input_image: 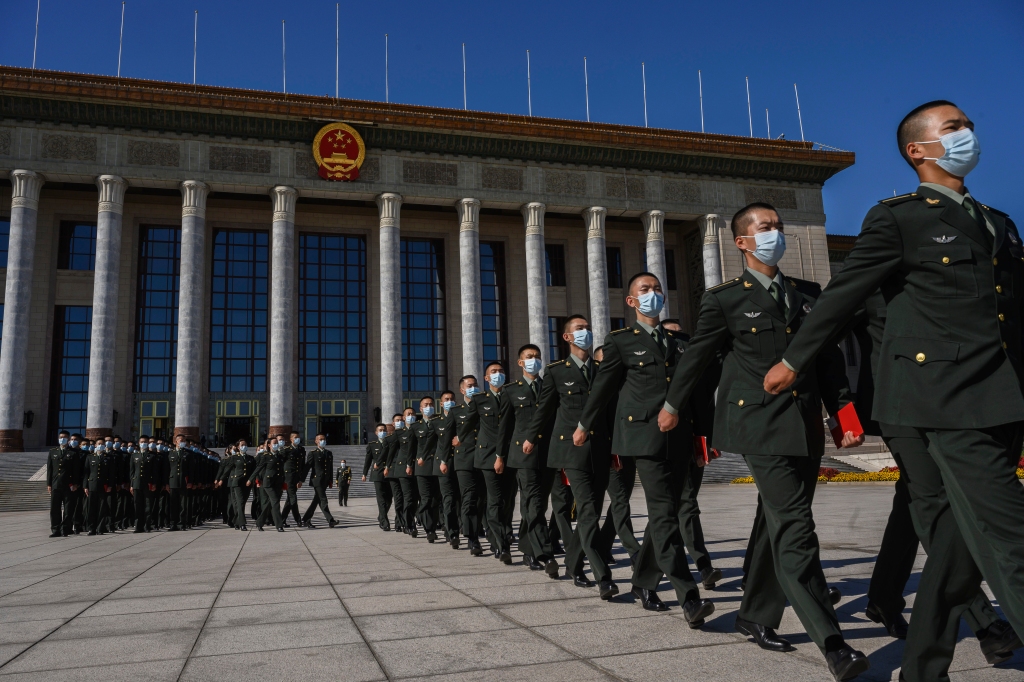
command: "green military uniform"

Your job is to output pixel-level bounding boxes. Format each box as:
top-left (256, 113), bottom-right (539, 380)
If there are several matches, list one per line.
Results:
top-left (336, 462), bottom-right (352, 506)
top-left (227, 450), bottom-right (255, 529)
top-left (432, 408), bottom-right (461, 546)
top-left (129, 447), bottom-right (162, 532)
top-left (364, 437), bottom-right (392, 529)
top-left (786, 182), bottom-right (1024, 681)
top-left (467, 387), bottom-right (515, 557)
top-left (499, 376), bottom-right (556, 567)
top-left (82, 447), bottom-right (114, 534)
top-left (445, 401), bottom-right (483, 550)
top-left (249, 447), bottom-right (286, 531)
top-left (280, 442), bottom-right (306, 526)
top-left (412, 416), bottom-right (440, 540)
top-left (302, 444), bottom-right (336, 527)
top-left (114, 445), bottom-right (132, 529)
top-left (391, 424), bottom-right (419, 534)
top-left (383, 430), bottom-right (406, 531)
top-left (164, 446), bottom-right (190, 530)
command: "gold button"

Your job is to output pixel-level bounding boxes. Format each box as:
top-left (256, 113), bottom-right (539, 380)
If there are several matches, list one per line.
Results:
top-left (589, 431), bottom-right (594, 435)
top-left (1003, 342), bottom-right (1008, 349)
top-left (999, 314), bottom-right (1006, 321)
top-left (666, 377), bottom-right (671, 382)
top-left (997, 285), bottom-right (1004, 293)
top-left (942, 256), bottom-right (950, 264)
top-left (993, 258), bottom-right (999, 265)
top-left (567, 390), bottom-right (571, 394)
top-left (751, 327), bottom-right (757, 333)
top-left (737, 399), bottom-right (745, 406)
top-left (915, 353), bottom-right (926, 363)
top-left (665, 362), bottom-right (670, 367)
top-left (786, 327), bottom-right (792, 333)
top-left (792, 390), bottom-right (798, 397)
top-left (628, 416), bottom-right (633, 422)
top-left (559, 435), bottom-right (564, 440)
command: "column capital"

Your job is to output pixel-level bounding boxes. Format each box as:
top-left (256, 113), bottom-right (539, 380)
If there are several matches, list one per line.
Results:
top-left (376, 192), bottom-right (402, 228)
top-left (270, 185), bottom-right (298, 222)
top-left (581, 206), bottom-right (607, 240)
top-left (521, 202), bottom-right (546, 236)
top-left (180, 180), bottom-right (210, 219)
top-left (640, 209), bottom-right (665, 242)
top-left (455, 198), bottom-right (481, 232)
top-left (96, 175), bottom-right (128, 215)
top-left (9, 169), bottom-right (44, 211)
top-left (700, 213), bottom-right (725, 243)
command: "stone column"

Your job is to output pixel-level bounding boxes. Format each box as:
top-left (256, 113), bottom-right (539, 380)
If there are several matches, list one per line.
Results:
top-left (173, 180), bottom-right (210, 440)
top-left (582, 206), bottom-right (610, 345)
top-left (522, 202), bottom-right (548, 366)
top-left (85, 175), bottom-right (128, 440)
top-left (377, 193), bottom-right (403, 421)
top-left (641, 209), bottom-right (670, 320)
top-left (700, 214), bottom-right (725, 288)
top-left (268, 186), bottom-right (298, 438)
top-left (457, 198), bottom-right (483, 377)
top-left (0, 170), bottom-right (44, 452)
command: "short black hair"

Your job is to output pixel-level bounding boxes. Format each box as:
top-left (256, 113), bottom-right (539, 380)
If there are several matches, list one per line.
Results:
top-left (518, 343), bottom-right (541, 358)
top-left (563, 314), bottom-right (588, 333)
top-left (376, 423), bottom-right (387, 430)
top-left (897, 100), bottom-right (958, 167)
top-left (440, 390), bottom-right (455, 399)
top-left (420, 395), bottom-right (434, 404)
top-left (731, 202), bottom-right (779, 238)
top-left (392, 413), bottom-right (403, 420)
top-left (484, 361), bottom-right (505, 374)
top-left (626, 271), bottom-right (660, 295)
top-left (71, 433), bottom-right (82, 439)
top-left (459, 374), bottom-right (477, 386)
top-left (58, 430), bottom-right (70, 437)
top-left (315, 432), bottom-right (325, 438)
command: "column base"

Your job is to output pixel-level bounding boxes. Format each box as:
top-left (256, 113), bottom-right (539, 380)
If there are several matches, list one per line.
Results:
top-left (173, 426), bottom-right (200, 440)
top-left (0, 429), bottom-right (24, 453)
top-left (269, 425), bottom-right (293, 439)
top-left (86, 428), bottom-right (113, 440)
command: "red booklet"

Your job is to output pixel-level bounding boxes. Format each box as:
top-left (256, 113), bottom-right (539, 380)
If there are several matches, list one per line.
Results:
top-left (560, 469), bottom-right (570, 487)
top-left (692, 436), bottom-right (720, 467)
top-left (826, 403), bottom-right (865, 447)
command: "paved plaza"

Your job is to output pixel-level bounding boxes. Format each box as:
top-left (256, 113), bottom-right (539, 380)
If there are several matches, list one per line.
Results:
top-left (0, 483), bottom-right (1019, 681)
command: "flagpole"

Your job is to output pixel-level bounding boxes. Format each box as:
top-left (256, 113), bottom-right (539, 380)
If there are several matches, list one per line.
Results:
top-left (117, 2), bottom-right (125, 79)
top-left (281, 20), bottom-right (286, 94)
top-left (765, 109), bottom-right (770, 138)
top-left (31, 0), bottom-right (41, 73)
top-left (192, 10), bottom-right (197, 90)
top-left (745, 76), bottom-right (752, 137)
top-left (794, 83), bottom-right (805, 142)
top-left (641, 62), bottom-right (648, 128)
top-left (462, 43), bottom-right (467, 110)
top-left (385, 34), bottom-right (389, 103)
top-left (698, 69), bottom-right (704, 133)
top-left (584, 57), bottom-right (590, 123)
top-left (526, 50), bottom-right (532, 117)
top-left (335, 4), bottom-right (339, 99)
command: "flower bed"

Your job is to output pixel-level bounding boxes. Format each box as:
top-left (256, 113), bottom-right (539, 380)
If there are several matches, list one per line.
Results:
top-left (732, 465), bottom-right (1024, 484)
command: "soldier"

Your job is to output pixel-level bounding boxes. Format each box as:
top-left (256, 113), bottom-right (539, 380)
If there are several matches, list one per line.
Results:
top-left (411, 396), bottom-right (441, 542)
top-left (433, 391), bottom-right (461, 548)
top-left (130, 437), bottom-right (162, 533)
top-left (383, 416), bottom-right (406, 533)
top-left (500, 344), bottom-right (558, 576)
top-left (248, 437), bottom-right (286, 532)
top-left (118, 441), bottom-right (136, 530)
top-left (46, 430), bottom-right (79, 537)
top-left (447, 376), bottom-right (484, 556)
top-left (337, 457), bottom-right (352, 506)
top-left (302, 433), bottom-right (338, 528)
top-left (70, 436), bottom-right (88, 534)
top-left (249, 441), bottom-right (267, 523)
top-left (226, 442), bottom-right (254, 530)
top-left (363, 423), bottom-right (393, 530)
top-left (280, 432), bottom-right (306, 528)
top-left (83, 440), bottom-right (115, 535)
top-left (392, 408), bottom-right (419, 536)
top-left (154, 439), bottom-right (170, 529)
top-left (164, 436), bottom-right (189, 531)
top-left (467, 362), bottom-right (514, 563)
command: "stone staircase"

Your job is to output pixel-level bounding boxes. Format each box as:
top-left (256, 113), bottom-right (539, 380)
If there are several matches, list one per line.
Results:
top-left (0, 451), bottom-right (51, 512)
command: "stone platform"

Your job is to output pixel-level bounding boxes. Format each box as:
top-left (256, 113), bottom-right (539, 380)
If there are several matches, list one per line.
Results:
top-left (0, 484), bottom-right (1018, 681)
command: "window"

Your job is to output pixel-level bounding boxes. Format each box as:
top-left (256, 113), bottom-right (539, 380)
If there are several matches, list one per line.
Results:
top-left (480, 242), bottom-right (508, 366)
top-left (134, 226), bottom-right (181, 393)
top-left (606, 247), bottom-right (623, 289)
top-left (401, 239), bottom-right (446, 393)
top-left (299, 234), bottom-right (367, 392)
top-left (641, 246), bottom-right (678, 290)
top-left (48, 306), bottom-right (92, 440)
top-left (57, 222), bottom-right (97, 270)
top-left (611, 317), bottom-right (627, 331)
top-left (209, 230), bottom-right (269, 393)
top-left (305, 399), bottom-right (361, 445)
top-left (139, 400), bottom-right (170, 440)
top-left (0, 220), bottom-right (9, 268)
top-left (548, 316), bottom-right (569, 363)
top-left (545, 244), bottom-right (566, 286)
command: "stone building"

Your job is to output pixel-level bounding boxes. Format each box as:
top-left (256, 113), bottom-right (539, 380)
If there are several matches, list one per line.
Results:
top-left (0, 66), bottom-right (853, 450)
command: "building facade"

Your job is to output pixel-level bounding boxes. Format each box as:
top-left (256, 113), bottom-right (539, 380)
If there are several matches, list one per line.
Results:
top-left (0, 66), bottom-right (853, 450)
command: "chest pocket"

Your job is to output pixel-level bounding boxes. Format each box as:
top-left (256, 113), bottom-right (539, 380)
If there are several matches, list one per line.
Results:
top-left (917, 244), bottom-right (978, 298)
top-left (739, 317), bottom-right (776, 358)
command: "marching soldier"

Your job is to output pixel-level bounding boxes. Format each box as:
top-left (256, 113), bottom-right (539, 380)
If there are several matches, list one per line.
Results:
top-left (227, 443), bottom-right (255, 531)
top-left (393, 407), bottom-right (419, 536)
top-left (302, 433), bottom-right (338, 528)
top-left (364, 424), bottom-right (392, 530)
top-left (83, 439), bottom-right (115, 535)
top-left (165, 436), bottom-right (190, 531)
top-left (130, 437), bottom-right (162, 533)
top-left (248, 438), bottom-right (286, 532)
top-left (411, 397), bottom-right (441, 542)
top-left (447, 376), bottom-right (484, 555)
top-left (383, 416), bottom-right (406, 533)
top-left (337, 458), bottom-right (352, 506)
top-left (468, 362), bottom-right (514, 563)
top-left (433, 391), bottom-right (461, 548)
top-left (280, 432), bottom-right (306, 527)
top-left (46, 430), bottom-right (79, 537)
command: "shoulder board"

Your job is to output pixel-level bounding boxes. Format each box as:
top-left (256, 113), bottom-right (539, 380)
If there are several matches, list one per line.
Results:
top-left (706, 277), bottom-right (741, 293)
top-left (610, 327), bottom-right (631, 335)
top-left (980, 203), bottom-right (1009, 218)
top-left (545, 360), bottom-right (562, 368)
top-left (879, 192), bottom-right (920, 206)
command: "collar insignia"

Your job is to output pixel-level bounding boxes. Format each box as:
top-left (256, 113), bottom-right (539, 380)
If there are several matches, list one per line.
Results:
top-left (564, 381), bottom-right (575, 386)
top-left (925, 198), bottom-right (941, 205)
top-left (744, 312), bottom-right (761, 318)
top-left (802, 303), bottom-right (813, 314)
top-left (743, 281), bottom-right (753, 288)
top-left (1009, 233), bottom-right (1018, 244)
top-left (932, 235), bottom-right (957, 244)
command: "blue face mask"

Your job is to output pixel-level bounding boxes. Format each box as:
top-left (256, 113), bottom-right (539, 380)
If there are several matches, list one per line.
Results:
top-left (69, 439), bottom-right (78, 448)
top-left (572, 329), bottom-right (593, 350)
top-left (917, 128), bottom-right (981, 178)
top-left (636, 291), bottom-right (664, 317)
top-left (292, 438), bottom-right (300, 446)
top-left (466, 385), bottom-right (482, 397)
top-left (422, 406), bottom-right (434, 418)
top-left (442, 400), bottom-right (455, 411)
top-left (59, 437), bottom-right (67, 446)
top-left (488, 372), bottom-right (505, 388)
top-left (272, 443), bottom-right (280, 451)
top-left (523, 358), bottom-right (542, 375)
top-left (239, 445), bottom-right (247, 453)
top-left (377, 431), bottom-right (386, 440)
top-left (405, 414), bottom-right (416, 425)
top-left (742, 229), bottom-right (787, 267)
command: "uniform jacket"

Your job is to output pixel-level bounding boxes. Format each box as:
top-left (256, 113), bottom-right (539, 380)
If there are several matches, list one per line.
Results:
top-left (249, 450), bottom-right (285, 488)
top-left (497, 378), bottom-right (550, 469)
top-left (447, 402), bottom-right (478, 471)
top-left (336, 464), bottom-right (352, 486)
top-left (383, 432), bottom-right (403, 479)
top-left (784, 186), bottom-right (1024, 429)
top-left (82, 451), bottom-right (114, 491)
top-left (364, 440), bottom-right (386, 482)
top-left (411, 418), bottom-right (438, 475)
top-left (664, 273), bottom-right (851, 457)
top-left (392, 427), bottom-right (416, 478)
top-left (282, 445), bottom-right (307, 486)
top-left (431, 412), bottom-right (456, 475)
top-left (129, 450), bottom-right (162, 488)
top-left (165, 448), bottom-right (190, 488)
top-left (466, 389), bottom-right (506, 469)
top-left (227, 453), bottom-right (256, 488)
top-left (530, 357), bottom-right (611, 471)
top-left (47, 446), bottom-right (80, 489)
top-left (306, 446), bottom-right (334, 488)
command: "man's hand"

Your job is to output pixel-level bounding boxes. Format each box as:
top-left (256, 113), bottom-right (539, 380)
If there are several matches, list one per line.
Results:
top-left (405, 466), bottom-right (412, 476)
top-left (611, 455), bottom-right (623, 472)
top-left (657, 409), bottom-right (679, 433)
top-left (840, 431), bottom-right (865, 449)
top-left (383, 467), bottom-right (388, 477)
top-left (372, 463), bottom-right (378, 469)
top-left (296, 482), bottom-right (302, 489)
top-left (84, 489), bottom-right (89, 497)
top-left (522, 440), bottom-right (534, 454)
top-left (130, 487), bottom-right (135, 495)
top-left (47, 486), bottom-right (52, 494)
top-left (164, 485), bottom-right (169, 492)
top-left (439, 463), bottom-right (448, 475)
top-left (452, 436), bottom-right (460, 447)
top-left (572, 427), bottom-right (588, 446)
top-left (245, 480), bottom-right (251, 487)
top-left (493, 457), bottom-right (505, 474)
top-left (361, 475), bottom-right (367, 482)
top-left (417, 458), bottom-right (424, 466)
top-left (764, 362), bottom-right (798, 395)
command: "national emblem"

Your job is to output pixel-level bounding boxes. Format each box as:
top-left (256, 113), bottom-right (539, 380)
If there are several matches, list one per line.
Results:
top-left (312, 122), bottom-right (366, 181)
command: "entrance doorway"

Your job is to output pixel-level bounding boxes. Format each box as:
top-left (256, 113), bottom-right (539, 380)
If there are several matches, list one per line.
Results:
top-left (221, 417), bottom-right (254, 445)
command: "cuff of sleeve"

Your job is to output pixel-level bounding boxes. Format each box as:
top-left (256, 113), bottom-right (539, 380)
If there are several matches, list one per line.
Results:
top-left (577, 422), bottom-right (586, 431)
top-left (662, 403), bottom-right (678, 416)
top-left (782, 358), bottom-right (798, 372)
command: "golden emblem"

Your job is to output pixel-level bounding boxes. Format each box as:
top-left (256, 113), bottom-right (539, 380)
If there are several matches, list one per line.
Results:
top-left (312, 122), bottom-right (366, 181)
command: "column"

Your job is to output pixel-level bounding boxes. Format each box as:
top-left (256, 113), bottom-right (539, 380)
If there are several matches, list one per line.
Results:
top-left (640, 209), bottom-right (670, 320)
top-left (522, 202), bottom-right (548, 365)
top-left (700, 214), bottom-right (725, 288)
top-left (582, 206), bottom-right (610, 345)
top-left (0, 170), bottom-right (44, 452)
top-left (85, 175), bottom-right (128, 440)
top-left (173, 180), bottom-right (210, 440)
top-left (377, 193), bottom-right (403, 421)
top-left (269, 186), bottom-right (298, 438)
top-left (456, 198), bottom-right (482, 377)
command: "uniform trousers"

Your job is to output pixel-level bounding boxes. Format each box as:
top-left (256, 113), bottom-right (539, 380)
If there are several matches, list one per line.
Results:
top-left (480, 469), bottom-right (513, 553)
top-left (250, 486), bottom-right (262, 522)
top-left (338, 482), bottom-right (350, 506)
top-left (455, 469), bottom-right (482, 544)
top-left (563, 467), bottom-right (612, 582)
top-left (598, 458), bottom-right (642, 559)
top-left (167, 488), bottom-right (186, 530)
top-left (257, 485), bottom-right (284, 530)
top-left (415, 475), bottom-right (439, 533)
top-left (517, 467), bottom-right (555, 561)
top-left (281, 485), bottom-right (302, 525)
top-left (86, 489), bottom-right (111, 532)
top-left (549, 472), bottom-right (574, 554)
top-left (679, 459), bottom-right (712, 573)
top-left (302, 484), bottom-right (336, 524)
top-left (72, 488), bottom-right (86, 531)
top-left (436, 471), bottom-right (460, 537)
top-left (132, 486), bottom-right (156, 531)
top-left (229, 486), bottom-right (249, 527)
top-left (388, 478), bottom-right (404, 529)
top-left (741, 454), bottom-right (840, 653)
top-left (398, 477), bottom-right (418, 531)
top-left (372, 480), bottom-right (393, 527)
top-left (49, 488), bottom-right (75, 534)
top-left (885, 425), bottom-right (1021, 682)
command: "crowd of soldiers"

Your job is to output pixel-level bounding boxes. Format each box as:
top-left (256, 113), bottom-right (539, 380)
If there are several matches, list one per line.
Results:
top-left (41, 100), bottom-right (1024, 682)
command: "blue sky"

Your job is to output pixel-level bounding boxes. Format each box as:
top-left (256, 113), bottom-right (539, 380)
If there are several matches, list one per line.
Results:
top-left (3, 0), bottom-right (1021, 234)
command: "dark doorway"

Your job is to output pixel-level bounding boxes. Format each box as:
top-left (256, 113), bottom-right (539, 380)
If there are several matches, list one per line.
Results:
top-left (319, 416), bottom-right (351, 446)
top-left (222, 417), bottom-right (254, 445)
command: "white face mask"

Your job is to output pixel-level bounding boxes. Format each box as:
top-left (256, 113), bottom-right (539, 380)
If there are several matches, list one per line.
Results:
top-left (405, 415), bottom-right (415, 425)
top-left (316, 440), bottom-right (325, 448)
top-left (239, 445), bottom-right (247, 453)
top-left (915, 128), bottom-right (981, 178)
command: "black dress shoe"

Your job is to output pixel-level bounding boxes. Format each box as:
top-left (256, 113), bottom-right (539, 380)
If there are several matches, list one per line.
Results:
top-left (865, 602), bottom-right (908, 640)
top-left (411, 527), bottom-right (419, 538)
top-left (681, 598), bottom-right (716, 628)
top-left (87, 530), bottom-right (97, 536)
top-left (49, 532), bottom-right (62, 538)
top-left (277, 527), bottom-right (285, 532)
top-left (979, 619), bottom-right (1023, 665)
top-left (240, 525), bottom-right (248, 531)
top-left (499, 551), bottom-right (512, 565)
top-left (573, 573), bottom-right (595, 588)
top-left (427, 532), bottom-right (437, 543)
top-left (631, 586), bottom-right (670, 611)
top-left (257, 526), bottom-right (264, 532)
top-left (469, 544), bottom-right (483, 557)
top-left (544, 559), bottom-right (560, 579)
top-left (599, 580), bottom-right (619, 600)
top-left (700, 566), bottom-right (723, 590)
top-left (524, 555), bottom-right (543, 570)
top-left (329, 519), bottom-right (338, 528)
top-left (826, 646), bottom-right (870, 681)
top-left (735, 616), bottom-right (793, 651)
top-left (829, 586), bottom-right (842, 606)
